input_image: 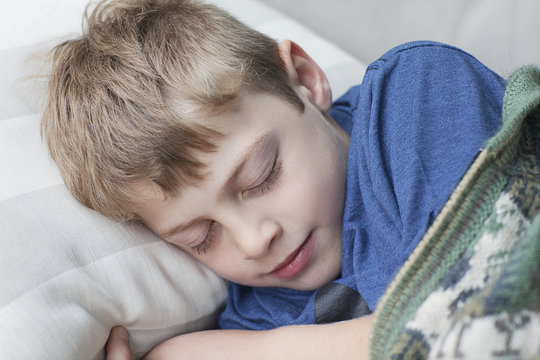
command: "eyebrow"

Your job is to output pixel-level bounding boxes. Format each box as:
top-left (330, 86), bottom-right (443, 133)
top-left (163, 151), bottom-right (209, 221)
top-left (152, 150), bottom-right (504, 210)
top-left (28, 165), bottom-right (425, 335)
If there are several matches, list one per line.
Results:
top-left (159, 131), bottom-right (273, 240)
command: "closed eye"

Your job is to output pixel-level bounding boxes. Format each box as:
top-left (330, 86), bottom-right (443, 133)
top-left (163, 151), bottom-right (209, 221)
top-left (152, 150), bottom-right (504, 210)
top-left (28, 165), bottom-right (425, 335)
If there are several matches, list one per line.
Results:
top-left (242, 156), bottom-right (281, 198)
top-left (192, 221), bottom-right (218, 255)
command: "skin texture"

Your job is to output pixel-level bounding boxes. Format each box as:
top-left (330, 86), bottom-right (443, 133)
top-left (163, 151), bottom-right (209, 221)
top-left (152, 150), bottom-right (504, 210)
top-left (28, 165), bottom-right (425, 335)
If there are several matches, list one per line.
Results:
top-left (105, 40), bottom-right (373, 360)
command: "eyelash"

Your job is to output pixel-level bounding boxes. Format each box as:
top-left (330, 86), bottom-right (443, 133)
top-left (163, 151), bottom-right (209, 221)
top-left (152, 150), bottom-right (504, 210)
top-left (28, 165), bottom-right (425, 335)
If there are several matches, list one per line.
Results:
top-left (192, 158), bottom-right (282, 255)
top-left (242, 159), bottom-right (281, 198)
top-left (193, 221), bottom-right (217, 255)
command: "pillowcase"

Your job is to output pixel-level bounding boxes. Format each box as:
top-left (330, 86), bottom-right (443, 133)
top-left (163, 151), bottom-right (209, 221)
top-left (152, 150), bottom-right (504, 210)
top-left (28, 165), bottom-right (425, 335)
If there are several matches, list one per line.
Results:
top-left (0, 0), bottom-right (366, 359)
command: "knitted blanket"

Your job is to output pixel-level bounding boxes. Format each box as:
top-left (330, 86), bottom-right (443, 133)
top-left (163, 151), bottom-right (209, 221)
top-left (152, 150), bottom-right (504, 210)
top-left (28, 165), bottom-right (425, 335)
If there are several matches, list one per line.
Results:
top-left (370, 66), bottom-right (540, 360)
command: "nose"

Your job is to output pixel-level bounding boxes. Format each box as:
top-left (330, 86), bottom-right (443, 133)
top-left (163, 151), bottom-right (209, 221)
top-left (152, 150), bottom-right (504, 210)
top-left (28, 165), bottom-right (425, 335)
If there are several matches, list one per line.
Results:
top-left (231, 215), bottom-right (282, 260)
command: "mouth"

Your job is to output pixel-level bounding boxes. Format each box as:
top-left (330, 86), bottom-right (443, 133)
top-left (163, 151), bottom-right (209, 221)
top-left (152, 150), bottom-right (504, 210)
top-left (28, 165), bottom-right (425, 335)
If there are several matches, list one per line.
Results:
top-left (270, 231), bottom-right (315, 280)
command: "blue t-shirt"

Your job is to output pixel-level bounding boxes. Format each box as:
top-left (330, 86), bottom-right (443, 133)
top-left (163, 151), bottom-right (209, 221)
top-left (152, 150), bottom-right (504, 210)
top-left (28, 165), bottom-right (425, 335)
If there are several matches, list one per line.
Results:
top-left (219, 41), bottom-right (506, 330)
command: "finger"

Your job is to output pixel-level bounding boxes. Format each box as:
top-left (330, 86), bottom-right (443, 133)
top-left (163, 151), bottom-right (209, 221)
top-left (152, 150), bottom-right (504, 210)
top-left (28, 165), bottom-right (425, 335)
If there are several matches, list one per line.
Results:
top-left (106, 326), bottom-right (131, 360)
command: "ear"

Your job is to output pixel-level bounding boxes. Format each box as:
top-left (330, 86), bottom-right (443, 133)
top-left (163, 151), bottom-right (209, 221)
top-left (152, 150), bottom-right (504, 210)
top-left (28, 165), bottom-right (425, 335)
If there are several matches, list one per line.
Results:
top-left (279, 40), bottom-right (332, 113)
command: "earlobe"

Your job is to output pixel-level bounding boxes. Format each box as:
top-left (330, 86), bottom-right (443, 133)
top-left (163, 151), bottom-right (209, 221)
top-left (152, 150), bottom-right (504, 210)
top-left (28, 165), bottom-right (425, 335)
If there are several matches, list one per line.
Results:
top-left (279, 40), bottom-right (332, 113)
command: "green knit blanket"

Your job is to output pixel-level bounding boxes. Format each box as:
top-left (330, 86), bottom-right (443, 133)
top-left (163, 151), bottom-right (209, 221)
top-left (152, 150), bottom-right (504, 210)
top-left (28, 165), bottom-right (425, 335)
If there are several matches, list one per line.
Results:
top-left (370, 66), bottom-right (540, 360)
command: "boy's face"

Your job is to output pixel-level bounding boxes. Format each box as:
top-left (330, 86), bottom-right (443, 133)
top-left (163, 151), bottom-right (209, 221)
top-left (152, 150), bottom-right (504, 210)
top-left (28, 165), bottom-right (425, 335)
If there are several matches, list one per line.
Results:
top-left (135, 89), bottom-right (349, 291)
top-left (134, 41), bottom-right (350, 291)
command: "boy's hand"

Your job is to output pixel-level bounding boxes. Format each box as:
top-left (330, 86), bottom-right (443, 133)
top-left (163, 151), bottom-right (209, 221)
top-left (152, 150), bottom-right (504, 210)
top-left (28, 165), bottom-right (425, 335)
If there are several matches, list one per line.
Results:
top-left (105, 326), bottom-right (131, 360)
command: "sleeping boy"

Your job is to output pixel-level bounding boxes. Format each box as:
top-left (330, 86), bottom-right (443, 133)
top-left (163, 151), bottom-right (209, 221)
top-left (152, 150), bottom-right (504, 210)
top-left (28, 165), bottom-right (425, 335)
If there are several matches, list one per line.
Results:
top-left (41, 0), bottom-right (506, 358)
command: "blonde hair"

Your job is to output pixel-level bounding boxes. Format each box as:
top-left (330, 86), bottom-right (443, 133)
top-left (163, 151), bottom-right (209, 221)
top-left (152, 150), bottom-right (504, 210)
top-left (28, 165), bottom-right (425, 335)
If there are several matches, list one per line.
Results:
top-left (42, 0), bottom-right (303, 221)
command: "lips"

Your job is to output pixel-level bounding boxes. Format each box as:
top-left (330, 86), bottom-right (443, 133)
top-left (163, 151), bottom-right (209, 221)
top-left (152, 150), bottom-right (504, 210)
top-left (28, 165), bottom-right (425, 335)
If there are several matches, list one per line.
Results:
top-left (270, 232), bottom-right (315, 280)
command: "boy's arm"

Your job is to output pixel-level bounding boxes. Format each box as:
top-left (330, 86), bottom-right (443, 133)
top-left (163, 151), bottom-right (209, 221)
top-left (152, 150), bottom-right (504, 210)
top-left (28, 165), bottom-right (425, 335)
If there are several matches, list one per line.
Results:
top-left (106, 315), bottom-right (373, 360)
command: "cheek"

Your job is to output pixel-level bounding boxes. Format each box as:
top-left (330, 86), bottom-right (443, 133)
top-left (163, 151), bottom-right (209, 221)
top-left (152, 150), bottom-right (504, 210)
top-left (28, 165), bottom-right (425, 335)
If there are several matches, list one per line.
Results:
top-left (191, 246), bottom-right (255, 285)
top-left (310, 172), bottom-right (345, 221)
top-left (284, 153), bottom-right (346, 222)
top-left (192, 251), bottom-right (229, 277)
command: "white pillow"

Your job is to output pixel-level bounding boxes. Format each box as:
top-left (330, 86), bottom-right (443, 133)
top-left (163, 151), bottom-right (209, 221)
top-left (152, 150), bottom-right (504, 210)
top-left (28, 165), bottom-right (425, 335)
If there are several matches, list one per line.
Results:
top-left (0, 1), bottom-right (366, 359)
top-left (0, 114), bottom-right (229, 360)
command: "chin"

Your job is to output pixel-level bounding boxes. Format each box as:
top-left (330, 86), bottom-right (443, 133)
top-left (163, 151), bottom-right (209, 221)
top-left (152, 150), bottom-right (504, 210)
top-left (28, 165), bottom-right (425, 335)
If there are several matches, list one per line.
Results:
top-left (292, 270), bottom-right (340, 291)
